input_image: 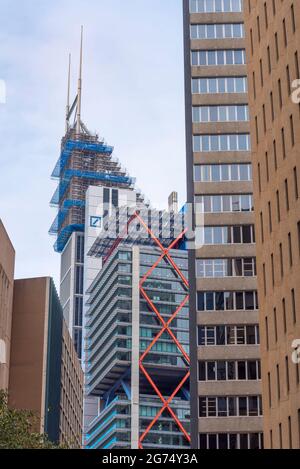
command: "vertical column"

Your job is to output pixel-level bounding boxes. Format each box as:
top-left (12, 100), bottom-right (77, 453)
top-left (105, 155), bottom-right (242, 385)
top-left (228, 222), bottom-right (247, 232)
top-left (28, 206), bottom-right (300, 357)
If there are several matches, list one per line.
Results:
top-left (131, 246), bottom-right (140, 449)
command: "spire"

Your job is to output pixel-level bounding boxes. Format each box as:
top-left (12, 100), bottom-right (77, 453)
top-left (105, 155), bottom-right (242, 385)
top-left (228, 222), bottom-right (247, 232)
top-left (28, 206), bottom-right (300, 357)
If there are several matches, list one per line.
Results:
top-left (65, 53), bottom-right (71, 133)
top-left (76, 26), bottom-right (83, 134)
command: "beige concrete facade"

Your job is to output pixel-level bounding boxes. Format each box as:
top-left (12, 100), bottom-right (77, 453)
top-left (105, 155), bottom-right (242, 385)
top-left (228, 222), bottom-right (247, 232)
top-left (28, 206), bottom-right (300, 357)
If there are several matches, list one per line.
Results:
top-left (183, 0), bottom-right (263, 448)
top-left (244, 0), bottom-right (300, 449)
top-left (0, 220), bottom-right (15, 391)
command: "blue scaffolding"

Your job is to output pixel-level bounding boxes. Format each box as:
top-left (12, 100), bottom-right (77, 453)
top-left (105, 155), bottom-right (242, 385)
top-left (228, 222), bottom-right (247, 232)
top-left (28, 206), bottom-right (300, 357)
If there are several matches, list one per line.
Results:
top-left (51, 139), bottom-right (114, 179)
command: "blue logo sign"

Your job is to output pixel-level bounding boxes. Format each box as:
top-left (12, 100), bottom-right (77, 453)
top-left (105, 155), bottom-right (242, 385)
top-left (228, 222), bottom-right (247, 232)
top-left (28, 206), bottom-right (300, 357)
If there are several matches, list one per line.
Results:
top-left (90, 216), bottom-right (102, 228)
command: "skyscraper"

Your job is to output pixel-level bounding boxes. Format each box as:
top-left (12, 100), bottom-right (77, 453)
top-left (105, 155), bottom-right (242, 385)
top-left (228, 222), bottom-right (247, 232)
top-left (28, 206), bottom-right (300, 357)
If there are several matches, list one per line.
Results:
top-left (244, 0), bottom-right (300, 449)
top-left (49, 30), bottom-right (146, 359)
top-left (84, 207), bottom-right (190, 449)
top-left (183, 0), bottom-right (263, 449)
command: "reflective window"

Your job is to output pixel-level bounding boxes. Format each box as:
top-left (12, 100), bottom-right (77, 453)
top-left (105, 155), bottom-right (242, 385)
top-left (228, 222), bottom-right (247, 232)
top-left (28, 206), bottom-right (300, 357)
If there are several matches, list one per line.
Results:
top-left (191, 23), bottom-right (244, 39)
top-left (200, 225), bottom-right (255, 245)
top-left (197, 291), bottom-right (259, 311)
top-left (193, 105), bottom-right (249, 122)
top-left (194, 164), bottom-right (252, 181)
top-left (199, 396), bottom-right (262, 417)
top-left (198, 325), bottom-right (260, 346)
top-left (195, 194), bottom-right (253, 213)
top-left (190, 0), bottom-right (243, 13)
top-left (191, 49), bottom-right (246, 66)
top-left (193, 134), bottom-right (251, 152)
top-left (199, 432), bottom-right (263, 450)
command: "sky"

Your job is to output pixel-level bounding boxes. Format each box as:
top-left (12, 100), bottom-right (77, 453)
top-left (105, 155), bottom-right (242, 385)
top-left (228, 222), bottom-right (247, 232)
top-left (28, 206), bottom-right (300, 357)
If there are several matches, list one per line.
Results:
top-left (0, 0), bottom-right (186, 286)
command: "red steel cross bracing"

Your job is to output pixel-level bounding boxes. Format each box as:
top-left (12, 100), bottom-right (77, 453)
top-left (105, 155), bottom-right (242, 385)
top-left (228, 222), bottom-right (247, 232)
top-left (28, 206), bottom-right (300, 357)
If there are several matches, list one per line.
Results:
top-left (134, 212), bottom-right (191, 449)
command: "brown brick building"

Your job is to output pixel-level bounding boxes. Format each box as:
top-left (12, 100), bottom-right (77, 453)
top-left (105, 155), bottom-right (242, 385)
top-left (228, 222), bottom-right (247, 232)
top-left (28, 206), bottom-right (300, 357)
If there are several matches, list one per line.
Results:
top-left (9, 277), bottom-right (83, 447)
top-left (0, 220), bottom-right (15, 391)
top-left (244, 0), bottom-right (300, 449)
top-left (183, 0), bottom-right (263, 449)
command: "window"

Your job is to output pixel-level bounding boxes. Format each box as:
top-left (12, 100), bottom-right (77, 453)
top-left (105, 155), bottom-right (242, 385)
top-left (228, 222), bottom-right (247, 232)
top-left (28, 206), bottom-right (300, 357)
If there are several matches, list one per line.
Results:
top-left (286, 356), bottom-right (290, 393)
top-left (76, 234), bottom-right (84, 263)
top-left (196, 258), bottom-right (256, 278)
top-left (288, 233), bottom-right (293, 267)
top-left (276, 190), bottom-right (281, 222)
top-left (298, 222), bottom-right (300, 257)
top-left (199, 396), bottom-right (262, 418)
top-left (193, 134), bottom-right (250, 152)
top-left (199, 433), bottom-right (263, 450)
top-left (200, 225), bottom-right (255, 245)
top-left (75, 265), bottom-right (84, 295)
top-left (190, 0), bottom-right (243, 14)
top-left (191, 49), bottom-right (246, 66)
top-left (198, 325), bottom-right (260, 346)
top-left (193, 105), bottom-right (249, 123)
top-left (194, 164), bottom-right (252, 182)
top-left (74, 296), bottom-right (83, 327)
top-left (285, 179), bottom-right (290, 211)
top-left (277, 364), bottom-right (281, 400)
top-left (291, 289), bottom-right (296, 324)
top-left (198, 360), bottom-right (261, 381)
top-left (294, 167), bottom-right (299, 200)
top-left (192, 76), bottom-right (247, 94)
top-left (197, 290), bottom-right (258, 312)
top-left (196, 194), bottom-right (253, 213)
top-left (290, 115), bottom-right (295, 146)
top-left (191, 23), bottom-right (244, 39)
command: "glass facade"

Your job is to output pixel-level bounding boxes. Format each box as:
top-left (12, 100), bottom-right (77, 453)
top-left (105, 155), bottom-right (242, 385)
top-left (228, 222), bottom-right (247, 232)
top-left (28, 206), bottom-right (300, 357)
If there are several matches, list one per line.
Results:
top-left (85, 246), bottom-right (190, 449)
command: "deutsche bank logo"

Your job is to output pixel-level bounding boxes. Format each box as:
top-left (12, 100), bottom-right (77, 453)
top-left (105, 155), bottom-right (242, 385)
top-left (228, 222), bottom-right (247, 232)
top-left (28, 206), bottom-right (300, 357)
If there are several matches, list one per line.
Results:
top-left (90, 216), bottom-right (102, 228)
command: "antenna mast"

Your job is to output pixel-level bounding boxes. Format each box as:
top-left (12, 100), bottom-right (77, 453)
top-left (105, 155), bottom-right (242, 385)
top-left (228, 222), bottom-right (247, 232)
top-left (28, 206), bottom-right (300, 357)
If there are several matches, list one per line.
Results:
top-left (76, 26), bottom-right (83, 134)
top-left (65, 53), bottom-right (71, 133)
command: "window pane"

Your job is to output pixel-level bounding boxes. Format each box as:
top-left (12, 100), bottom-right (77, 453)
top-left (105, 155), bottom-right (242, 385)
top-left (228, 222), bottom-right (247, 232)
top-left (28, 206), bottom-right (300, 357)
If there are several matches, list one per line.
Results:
top-left (238, 361), bottom-right (246, 380)
top-left (239, 397), bottom-right (247, 416)
top-left (199, 362), bottom-right (206, 381)
top-left (215, 292), bottom-right (225, 310)
top-left (200, 79), bottom-right (208, 93)
top-left (206, 292), bottom-right (214, 310)
top-left (207, 362), bottom-right (216, 380)
top-left (227, 361), bottom-right (236, 380)
top-left (217, 361), bottom-right (226, 380)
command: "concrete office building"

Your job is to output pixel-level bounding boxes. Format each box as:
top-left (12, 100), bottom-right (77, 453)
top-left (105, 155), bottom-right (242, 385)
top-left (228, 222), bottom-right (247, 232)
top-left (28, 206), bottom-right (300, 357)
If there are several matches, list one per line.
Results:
top-left (0, 220), bottom-right (15, 391)
top-left (9, 277), bottom-right (83, 447)
top-left (84, 208), bottom-right (190, 449)
top-left (83, 185), bottom-right (139, 433)
top-left (183, 0), bottom-right (263, 449)
top-left (244, 0), bottom-right (300, 449)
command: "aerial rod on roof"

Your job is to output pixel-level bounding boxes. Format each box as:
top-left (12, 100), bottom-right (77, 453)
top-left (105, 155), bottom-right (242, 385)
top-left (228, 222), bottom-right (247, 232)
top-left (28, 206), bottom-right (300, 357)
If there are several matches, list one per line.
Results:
top-left (76, 25), bottom-right (84, 134)
top-left (65, 53), bottom-right (71, 133)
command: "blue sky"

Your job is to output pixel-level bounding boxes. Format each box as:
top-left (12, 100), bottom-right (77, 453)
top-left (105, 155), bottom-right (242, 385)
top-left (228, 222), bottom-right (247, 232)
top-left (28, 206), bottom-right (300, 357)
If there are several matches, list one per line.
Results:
top-left (0, 0), bottom-right (186, 286)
